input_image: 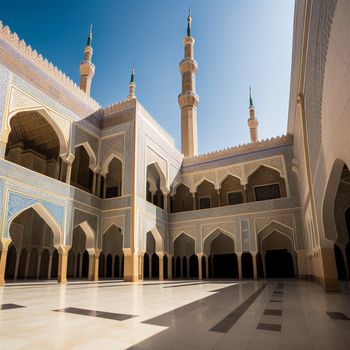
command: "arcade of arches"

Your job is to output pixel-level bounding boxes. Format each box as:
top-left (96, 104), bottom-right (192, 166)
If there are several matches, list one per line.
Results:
top-left (4, 110), bottom-right (123, 198)
top-left (169, 167), bottom-right (287, 213)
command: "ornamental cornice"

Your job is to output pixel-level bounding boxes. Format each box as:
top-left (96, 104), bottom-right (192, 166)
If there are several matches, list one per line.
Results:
top-left (0, 21), bottom-right (100, 110)
top-left (183, 134), bottom-right (293, 166)
top-left (102, 97), bottom-right (137, 116)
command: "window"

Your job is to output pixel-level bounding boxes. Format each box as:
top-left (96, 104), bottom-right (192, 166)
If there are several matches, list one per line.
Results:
top-left (228, 192), bottom-right (243, 205)
top-left (254, 184), bottom-right (281, 201)
top-left (199, 197), bottom-right (211, 209)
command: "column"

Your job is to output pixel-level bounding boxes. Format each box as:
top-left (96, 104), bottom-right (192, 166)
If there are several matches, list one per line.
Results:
top-left (92, 172), bottom-right (97, 196)
top-left (139, 252), bottom-right (145, 280)
top-left (205, 256), bottom-right (209, 279)
top-left (163, 193), bottom-right (168, 212)
top-left (0, 238), bottom-right (11, 286)
top-left (197, 253), bottom-right (203, 280)
top-left (122, 248), bottom-right (138, 282)
top-left (104, 256), bottom-right (107, 278)
top-left (192, 193), bottom-right (196, 210)
top-left (96, 174), bottom-right (102, 198)
top-left (157, 252), bottom-right (164, 281)
top-left (149, 255), bottom-right (152, 279)
top-left (36, 254), bottom-right (42, 279)
top-left (93, 250), bottom-right (101, 281)
top-left (111, 257), bottom-right (115, 278)
top-left (14, 256), bottom-right (20, 280)
top-left (342, 248), bottom-right (350, 280)
top-left (79, 254), bottom-right (83, 278)
top-left (217, 190), bottom-right (221, 207)
top-left (88, 251), bottom-right (95, 281)
top-left (187, 257), bottom-right (190, 278)
top-left (237, 252), bottom-right (242, 280)
top-left (48, 254), bottom-right (53, 279)
top-left (242, 185), bottom-right (248, 203)
top-left (180, 256), bottom-right (183, 278)
top-left (167, 254), bottom-right (173, 279)
top-left (103, 176), bottom-right (107, 199)
top-left (65, 162), bottom-right (72, 185)
top-left (252, 252), bottom-right (258, 280)
top-left (58, 245), bottom-right (70, 284)
top-left (25, 253), bottom-right (30, 279)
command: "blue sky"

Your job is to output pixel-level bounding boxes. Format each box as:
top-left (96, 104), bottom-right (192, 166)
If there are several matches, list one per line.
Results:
top-left (1, 0), bottom-right (294, 154)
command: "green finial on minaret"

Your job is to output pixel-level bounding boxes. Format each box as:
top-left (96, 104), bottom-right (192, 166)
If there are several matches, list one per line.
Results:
top-left (249, 85), bottom-right (254, 108)
top-left (187, 7), bottom-right (192, 36)
top-left (130, 63), bottom-right (135, 83)
top-left (87, 24), bottom-right (93, 46)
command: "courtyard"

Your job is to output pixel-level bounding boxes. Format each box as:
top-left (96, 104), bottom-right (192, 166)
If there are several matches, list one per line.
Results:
top-left (0, 280), bottom-right (350, 349)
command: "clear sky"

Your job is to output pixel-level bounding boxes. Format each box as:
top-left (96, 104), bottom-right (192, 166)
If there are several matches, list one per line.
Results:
top-left (0, 0), bottom-right (295, 154)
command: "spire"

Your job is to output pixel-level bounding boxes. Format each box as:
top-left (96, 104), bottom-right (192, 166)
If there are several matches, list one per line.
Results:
top-left (187, 7), bottom-right (192, 36)
top-left (79, 24), bottom-right (95, 95)
top-left (247, 86), bottom-right (259, 142)
top-left (249, 86), bottom-right (254, 108)
top-left (87, 24), bottom-right (93, 47)
top-left (128, 63), bottom-right (136, 100)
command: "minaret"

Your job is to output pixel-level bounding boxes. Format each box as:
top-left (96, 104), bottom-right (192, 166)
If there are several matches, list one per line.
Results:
top-left (247, 86), bottom-right (259, 142)
top-left (127, 63), bottom-right (136, 99)
top-left (80, 25), bottom-right (95, 96)
top-left (178, 8), bottom-right (199, 157)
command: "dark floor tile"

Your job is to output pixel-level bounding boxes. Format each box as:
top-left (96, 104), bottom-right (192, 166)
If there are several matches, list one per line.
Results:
top-left (54, 307), bottom-right (137, 321)
top-left (263, 309), bottom-right (282, 316)
top-left (257, 323), bottom-right (281, 332)
top-left (269, 300), bottom-right (282, 303)
top-left (326, 311), bottom-right (350, 320)
top-left (209, 284), bottom-right (267, 333)
top-left (0, 303), bottom-right (25, 310)
top-left (273, 291), bottom-right (283, 294)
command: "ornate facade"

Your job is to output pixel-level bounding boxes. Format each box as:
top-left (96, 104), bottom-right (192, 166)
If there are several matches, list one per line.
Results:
top-left (0, 0), bottom-right (349, 292)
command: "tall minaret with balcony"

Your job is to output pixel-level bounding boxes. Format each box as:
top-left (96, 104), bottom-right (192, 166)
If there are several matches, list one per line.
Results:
top-left (178, 9), bottom-right (199, 157)
top-left (247, 86), bottom-right (259, 142)
top-left (80, 25), bottom-right (95, 96)
top-left (127, 63), bottom-right (136, 99)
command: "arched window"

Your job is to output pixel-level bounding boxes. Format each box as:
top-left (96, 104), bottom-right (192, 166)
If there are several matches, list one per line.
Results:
top-left (105, 158), bottom-right (122, 198)
top-left (71, 145), bottom-right (94, 193)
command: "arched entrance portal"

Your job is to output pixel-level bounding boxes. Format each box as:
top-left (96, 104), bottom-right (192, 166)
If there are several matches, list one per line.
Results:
top-left (5, 206), bottom-right (61, 281)
top-left (173, 233), bottom-right (195, 278)
top-left (5, 110), bottom-right (66, 180)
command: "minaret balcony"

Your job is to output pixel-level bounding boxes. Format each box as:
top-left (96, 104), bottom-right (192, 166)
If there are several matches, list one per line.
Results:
top-left (179, 58), bottom-right (197, 74)
top-left (80, 60), bottom-right (95, 76)
top-left (178, 91), bottom-right (199, 108)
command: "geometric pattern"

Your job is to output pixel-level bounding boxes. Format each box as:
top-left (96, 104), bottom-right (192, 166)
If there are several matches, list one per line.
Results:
top-left (0, 178), bottom-right (4, 232)
top-left (4, 191), bottom-right (64, 238)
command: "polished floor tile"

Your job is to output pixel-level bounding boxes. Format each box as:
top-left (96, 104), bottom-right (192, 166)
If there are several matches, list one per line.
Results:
top-left (0, 280), bottom-right (350, 349)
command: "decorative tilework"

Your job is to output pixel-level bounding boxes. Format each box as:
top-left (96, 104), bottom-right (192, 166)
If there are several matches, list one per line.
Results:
top-left (241, 220), bottom-right (250, 252)
top-left (4, 191), bottom-right (64, 238)
top-left (0, 178), bottom-right (4, 233)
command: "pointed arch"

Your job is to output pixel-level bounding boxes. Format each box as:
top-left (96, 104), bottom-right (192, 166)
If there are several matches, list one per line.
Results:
top-left (172, 230), bottom-right (196, 245)
top-left (149, 226), bottom-right (163, 252)
top-left (246, 163), bottom-right (283, 180)
top-left (147, 161), bottom-right (167, 191)
top-left (193, 177), bottom-right (216, 192)
top-left (75, 141), bottom-right (97, 171)
top-left (218, 173), bottom-right (242, 187)
top-left (73, 220), bottom-right (95, 250)
top-left (203, 228), bottom-right (236, 255)
top-left (101, 153), bottom-right (123, 177)
top-left (102, 223), bottom-right (123, 236)
top-left (6, 107), bottom-right (68, 156)
top-left (8, 202), bottom-right (62, 248)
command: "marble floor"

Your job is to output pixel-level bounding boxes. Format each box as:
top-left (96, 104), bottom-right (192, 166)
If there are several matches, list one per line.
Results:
top-left (0, 279), bottom-right (350, 349)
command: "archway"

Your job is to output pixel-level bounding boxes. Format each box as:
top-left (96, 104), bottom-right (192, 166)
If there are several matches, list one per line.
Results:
top-left (102, 225), bottom-right (123, 279)
top-left (246, 165), bottom-right (286, 202)
top-left (6, 205), bottom-right (62, 282)
top-left (105, 157), bottom-right (122, 198)
top-left (261, 231), bottom-right (295, 278)
top-left (195, 180), bottom-right (218, 209)
top-left (5, 110), bottom-right (65, 180)
top-left (144, 231), bottom-right (161, 279)
top-left (146, 163), bottom-right (166, 209)
top-left (71, 145), bottom-right (94, 193)
top-left (242, 252), bottom-right (254, 279)
top-left (189, 254), bottom-right (199, 278)
top-left (204, 232), bottom-right (237, 278)
top-left (173, 233), bottom-right (195, 279)
top-left (171, 183), bottom-right (193, 213)
top-left (219, 175), bottom-right (244, 206)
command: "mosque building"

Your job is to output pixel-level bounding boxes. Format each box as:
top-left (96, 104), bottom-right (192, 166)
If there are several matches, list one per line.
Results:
top-left (0, 0), bottom-right (349, 293)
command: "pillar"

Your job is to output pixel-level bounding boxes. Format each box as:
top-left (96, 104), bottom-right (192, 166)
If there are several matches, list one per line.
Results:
top-left (242, 185), bottom-right (248, 203)
top-left (167, 254), bottom-right (173, 279)
top-left (262, 252), bottom-right (267, 279)
top-left (197, 253), bottom-right (203, 280)
top-left (93, 250), bottom-right (101, 281)
top-left (65, 162), bottom-right (72, 185)
top-left (0, 238), bottom-right (11, 286)
top-left (96, 174), bottom-right (102, 198)
top-left (14, 255), bottom-right (20, 280)
top-left (217, 190), bottom-right (221, 207)
top-left (252, 252), bottom-right (258, 280)
top-left (36, 254), bottom-right (42, 279)
top-left (342, 247), bottom-right (350, 280)
top-left (122, 248), bottom-right (138, 282)
top-left (103, 176), bottom-right (107, 199)
top-left (79, 254), bottom-right (83, 278)
top-left (180, 256), bottom-right (183, 278)
top-left (187, 257), bottom-right (190, 278)
top-left (237, 252), bottom-right (242, 280)
top-left (25, 253), bottom-right (30, 279)
top-left (92, 172), bottom-right (97, 196)
top-left (205, 256), bottom-right (209, 279)
top-left (192, 193), bottom-right (196, 210)
top-left (88, 252), bottom-right (95, 281)
top-left (48, 254), bottom-right (53, 279)
top-left (139, 252), bottom-right (145, 280)
top-left (163, 193), bottom-right (168, 212)
top-left (58, 245), bottom-right (70, 284)
top-left (157, 252), bottom-right (164, 281)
